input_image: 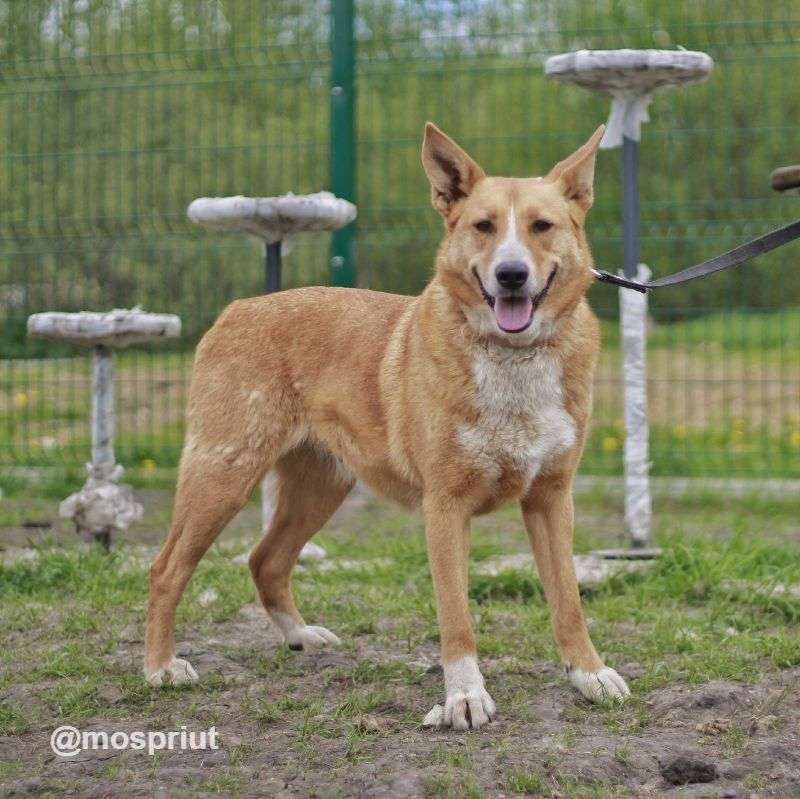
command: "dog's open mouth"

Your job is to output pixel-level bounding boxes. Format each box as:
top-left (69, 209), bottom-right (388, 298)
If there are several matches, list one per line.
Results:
top-left (473, 267), bottom-right (558, 333)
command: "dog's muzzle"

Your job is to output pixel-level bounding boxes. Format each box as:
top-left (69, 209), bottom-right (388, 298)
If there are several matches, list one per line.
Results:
top-left (473, 266), bottom-right (557, 333)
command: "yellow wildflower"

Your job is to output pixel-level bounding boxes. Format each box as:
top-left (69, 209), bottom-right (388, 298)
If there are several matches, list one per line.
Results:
top-left (601, 436), bottom-right (619, 452)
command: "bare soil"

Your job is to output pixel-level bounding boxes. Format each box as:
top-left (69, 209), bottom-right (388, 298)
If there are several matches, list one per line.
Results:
top-left (1, 613), bottom-right (799, 797)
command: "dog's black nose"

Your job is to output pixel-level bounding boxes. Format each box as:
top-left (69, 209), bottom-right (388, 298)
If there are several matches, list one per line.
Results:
top-left (495, 261), bottom-right (529, 291)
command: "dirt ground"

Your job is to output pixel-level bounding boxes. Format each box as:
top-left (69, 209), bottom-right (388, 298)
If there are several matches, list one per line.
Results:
top-left (1, 486), bottom-right (799, 798)
top-left (3, 626), bottom-right (800, 798)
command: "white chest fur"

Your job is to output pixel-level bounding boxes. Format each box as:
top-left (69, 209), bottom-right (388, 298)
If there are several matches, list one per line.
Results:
top-left (457, 346), bottom-right (577, 486)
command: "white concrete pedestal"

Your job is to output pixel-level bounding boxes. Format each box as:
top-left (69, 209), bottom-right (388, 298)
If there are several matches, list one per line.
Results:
top-left (545, 49), bottom-right (713, 552)
top-left (28, 308), bottom-right (181, 548)
top-left (188, 192), bottom-right (356, 558)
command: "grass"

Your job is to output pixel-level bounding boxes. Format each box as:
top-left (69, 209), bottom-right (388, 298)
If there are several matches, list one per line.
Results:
top-left (198, 773), bottom-right (246, 794)
top-left (585, 419), bottom-right (800, 478)
top-left (505, 771), bottom-right (619, 798)
top-left (245, 695), bottom-right (320, 727)
top-left (0, 701), bottom-right (31, 735)
top-left (598, 307), bottom-right (800, 353)
top-left (507, 769), bottom-right (548, 794)
top-left (506, 770), bottom-right (620, 798)
top-left (743, 772), bottom-right (768, 792)
top-left (425, 771), bottom-right (485, 799)
top-left (3, 307), bottom-right (799, 477)
top-left (0, 486), bottom-right (799, 794)
top-left (2, 490), bottom-right (799, 701)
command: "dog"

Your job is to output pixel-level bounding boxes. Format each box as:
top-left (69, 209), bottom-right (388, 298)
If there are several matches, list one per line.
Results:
top-left (144, 122), bottom-right (630, 730)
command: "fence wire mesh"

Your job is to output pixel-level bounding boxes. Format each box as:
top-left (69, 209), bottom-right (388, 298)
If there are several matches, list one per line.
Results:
top-left (2, 1), bottom-right (799, 480)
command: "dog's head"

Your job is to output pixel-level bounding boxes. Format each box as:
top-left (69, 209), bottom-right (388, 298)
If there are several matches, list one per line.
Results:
top-left (421, 123), bottom-right (604, 345)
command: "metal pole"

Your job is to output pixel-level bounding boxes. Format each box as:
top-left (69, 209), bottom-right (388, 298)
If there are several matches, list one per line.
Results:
top-left (265, 240), bottom-right (282, 293)
top-left (329, 0), bottom-right (357, 287)
top-left (622, 136), bottom-right (640, 279)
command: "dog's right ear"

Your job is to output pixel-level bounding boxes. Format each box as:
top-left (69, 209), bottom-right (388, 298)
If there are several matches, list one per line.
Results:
top-left (421, 122), bottom-right (485, 220)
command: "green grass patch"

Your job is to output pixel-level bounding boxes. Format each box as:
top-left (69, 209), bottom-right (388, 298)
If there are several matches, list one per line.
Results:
top-left (470, 570), bottom-right (543, 604)
top-left (0, 701), bottom-right (31, 735)
top-left (599, 307), bottom-right (800, 354)
top-left (425, 771), bottom-right (485, 799)
top-left (583, 420), bottom-right (800, 478)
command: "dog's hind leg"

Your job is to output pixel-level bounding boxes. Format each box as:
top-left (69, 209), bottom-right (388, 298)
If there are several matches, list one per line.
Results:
top-left (249, 443), bottom-right (354, 650)
top-left (144, 448), bottom-right (269, 686)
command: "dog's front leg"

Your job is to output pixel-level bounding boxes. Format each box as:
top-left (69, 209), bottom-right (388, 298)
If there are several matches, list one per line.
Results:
top-left (522, 473), bottom-right (630, 703)
top-left (422, 496), bottom-right (495, 731)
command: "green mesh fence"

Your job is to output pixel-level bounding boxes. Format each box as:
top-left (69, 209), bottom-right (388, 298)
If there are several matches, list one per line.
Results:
top-left (1, 1), bottom-right (799, 478)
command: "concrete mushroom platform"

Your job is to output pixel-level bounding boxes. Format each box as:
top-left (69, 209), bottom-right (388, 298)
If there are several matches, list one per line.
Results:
top-left (187, 191), bottom-right (356, 554)
top-left (545, 49), bottom-right (714, 148)
top-left (28, 308), bottom-right (180, 348)
top-left (187, 192), bottom-right (356, 244)
top-left (28, 308), bottom-right (181, 548)
top-left (545, 49), bottom-right (713, 553)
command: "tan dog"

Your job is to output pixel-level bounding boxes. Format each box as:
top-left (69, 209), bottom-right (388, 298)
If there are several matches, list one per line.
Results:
top-left (144, 122), bottom-right (630, 729)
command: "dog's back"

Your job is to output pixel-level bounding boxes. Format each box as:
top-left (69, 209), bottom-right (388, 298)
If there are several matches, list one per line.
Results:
top-left (185, 286), bottom-right (421, 503)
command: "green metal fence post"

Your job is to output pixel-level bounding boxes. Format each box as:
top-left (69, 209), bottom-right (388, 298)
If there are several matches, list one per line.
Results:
top-left (329, 0), bottom-right (357, 287)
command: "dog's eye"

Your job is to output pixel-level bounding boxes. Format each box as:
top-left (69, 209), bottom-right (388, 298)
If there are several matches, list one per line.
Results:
top-left (474, 220), bottom-right (494, 233)
top-left (532, 219), bottom-right (553, 233)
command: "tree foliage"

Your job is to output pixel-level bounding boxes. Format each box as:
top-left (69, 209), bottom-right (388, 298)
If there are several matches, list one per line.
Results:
top-left (1, 0), bottom-right (799, 353)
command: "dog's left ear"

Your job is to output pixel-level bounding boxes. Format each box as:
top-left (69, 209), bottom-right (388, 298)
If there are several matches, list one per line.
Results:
top-left (546, 125), bottom-right (605, 212)
top-left (421, 122), bottom-right (485, 220)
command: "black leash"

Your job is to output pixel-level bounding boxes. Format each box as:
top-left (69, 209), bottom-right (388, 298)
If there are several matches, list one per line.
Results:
top-left (592, 218), bottom-right (800, 293)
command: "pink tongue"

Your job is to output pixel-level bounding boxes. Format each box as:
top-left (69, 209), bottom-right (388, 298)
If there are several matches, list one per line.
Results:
top-left (494, 296), bottom-right (533, 331)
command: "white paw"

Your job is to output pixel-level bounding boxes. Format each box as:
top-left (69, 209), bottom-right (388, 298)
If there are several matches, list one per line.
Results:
top-left (568, 665), bottom-right (630, 703)
top-left (145, 657), bottom-right (199, 687)
top-left (269, 611), bottom-right (341, 651)
top-left (422, 656), bottom-right (496, 731)
top-left (286, 625), bottom-right (341, 651)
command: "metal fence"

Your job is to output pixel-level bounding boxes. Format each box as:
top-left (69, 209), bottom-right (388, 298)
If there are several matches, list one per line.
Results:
top-left (2, 1), bottom-right (799, 479)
